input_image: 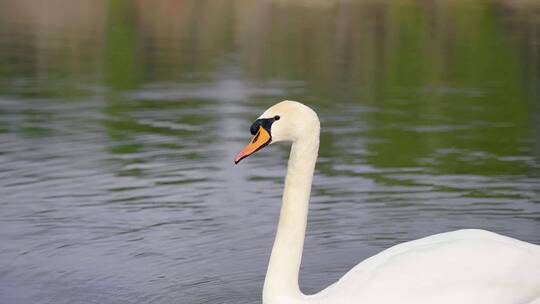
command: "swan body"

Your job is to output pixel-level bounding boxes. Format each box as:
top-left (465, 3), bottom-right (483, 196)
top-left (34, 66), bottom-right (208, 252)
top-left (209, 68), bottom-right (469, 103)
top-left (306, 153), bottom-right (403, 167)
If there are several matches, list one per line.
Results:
top-left (309, 229), bottom-right (540, 304)
top-left (234, 100), bottom-right (540, 304)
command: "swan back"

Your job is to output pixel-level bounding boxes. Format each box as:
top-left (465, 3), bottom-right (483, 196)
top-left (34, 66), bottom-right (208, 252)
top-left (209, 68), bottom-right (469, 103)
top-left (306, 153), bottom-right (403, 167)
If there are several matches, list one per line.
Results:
top-left (308, 229), bottom-right (540, 304)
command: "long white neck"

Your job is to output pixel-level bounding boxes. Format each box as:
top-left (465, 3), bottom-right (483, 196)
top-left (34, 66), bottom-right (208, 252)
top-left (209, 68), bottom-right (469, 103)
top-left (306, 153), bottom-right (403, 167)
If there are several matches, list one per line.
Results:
top-left (263, 134), bottom-right (319, 303)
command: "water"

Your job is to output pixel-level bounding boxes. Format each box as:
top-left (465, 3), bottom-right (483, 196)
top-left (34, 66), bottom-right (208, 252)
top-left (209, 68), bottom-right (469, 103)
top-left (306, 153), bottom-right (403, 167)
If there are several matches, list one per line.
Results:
top-left (0, 1), bottom-right (539, 303)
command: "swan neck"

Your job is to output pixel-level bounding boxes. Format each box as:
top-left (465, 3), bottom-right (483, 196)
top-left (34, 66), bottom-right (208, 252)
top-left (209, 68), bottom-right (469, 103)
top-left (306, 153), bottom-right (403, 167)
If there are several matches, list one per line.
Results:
top-left (263, 136), bottom-right (319, 303)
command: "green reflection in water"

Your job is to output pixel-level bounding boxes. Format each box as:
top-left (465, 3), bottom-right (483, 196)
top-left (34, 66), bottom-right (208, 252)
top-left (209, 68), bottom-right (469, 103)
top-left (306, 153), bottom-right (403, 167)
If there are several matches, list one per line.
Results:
top-left (103, 0), bottom-right (145, 174)
top-left (362, 1), bottom-right (530, 176)
top-left (105, 0), bottom-right (139, 91)
top-left (0, 0), bottom-right (537, 178)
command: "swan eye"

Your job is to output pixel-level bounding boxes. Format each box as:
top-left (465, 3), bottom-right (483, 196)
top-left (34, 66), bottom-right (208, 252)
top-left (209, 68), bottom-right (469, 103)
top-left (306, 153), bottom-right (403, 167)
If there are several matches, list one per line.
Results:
top-left (274, 115), bottom-right (280, 121)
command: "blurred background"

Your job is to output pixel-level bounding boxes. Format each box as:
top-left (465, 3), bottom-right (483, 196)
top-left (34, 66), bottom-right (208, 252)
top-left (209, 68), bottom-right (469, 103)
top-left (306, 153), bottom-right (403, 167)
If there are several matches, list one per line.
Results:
top-left (0, 0), bottom-right (539, 303)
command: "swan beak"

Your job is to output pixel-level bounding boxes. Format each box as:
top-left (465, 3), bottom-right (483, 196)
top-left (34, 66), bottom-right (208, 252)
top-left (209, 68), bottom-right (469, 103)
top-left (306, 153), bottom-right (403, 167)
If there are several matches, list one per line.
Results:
top-left (234, 126), bottom-right (271, 164)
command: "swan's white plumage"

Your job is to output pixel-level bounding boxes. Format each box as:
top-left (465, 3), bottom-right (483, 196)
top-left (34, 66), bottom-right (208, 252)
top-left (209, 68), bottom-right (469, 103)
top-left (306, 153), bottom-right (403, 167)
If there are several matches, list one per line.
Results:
top-left (310, 229), bottom-right (540, 304)
top-left (239, 100), bottom-right (540, 304)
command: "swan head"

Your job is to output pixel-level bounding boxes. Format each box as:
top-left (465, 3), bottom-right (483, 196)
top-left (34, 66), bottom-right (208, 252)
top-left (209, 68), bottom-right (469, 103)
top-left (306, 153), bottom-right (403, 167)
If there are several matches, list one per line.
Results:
top-left (234, 100), bottom-right (320, 164)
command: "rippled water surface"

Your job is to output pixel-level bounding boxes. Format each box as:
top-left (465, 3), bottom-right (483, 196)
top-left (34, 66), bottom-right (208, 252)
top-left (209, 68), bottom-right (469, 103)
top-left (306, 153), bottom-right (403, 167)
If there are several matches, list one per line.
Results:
top-left (1, 1), bottom-right (539, 303)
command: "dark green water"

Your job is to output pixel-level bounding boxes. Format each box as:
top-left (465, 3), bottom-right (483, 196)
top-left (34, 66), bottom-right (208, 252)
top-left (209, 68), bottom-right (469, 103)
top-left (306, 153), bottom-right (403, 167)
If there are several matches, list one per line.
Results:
top-left (0, 1), bottom-right (539, 303)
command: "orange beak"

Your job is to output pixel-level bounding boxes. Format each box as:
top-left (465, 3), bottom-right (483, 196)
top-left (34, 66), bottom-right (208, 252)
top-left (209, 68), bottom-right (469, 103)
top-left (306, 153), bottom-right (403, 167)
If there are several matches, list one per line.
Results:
top-left (234, 126), bottom-right (272, 164)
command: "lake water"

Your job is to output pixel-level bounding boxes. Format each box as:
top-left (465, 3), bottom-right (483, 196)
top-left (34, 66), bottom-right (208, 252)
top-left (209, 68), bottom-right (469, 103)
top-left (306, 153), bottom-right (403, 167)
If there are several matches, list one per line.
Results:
top-left (0, 1), bottom-right (539, 303)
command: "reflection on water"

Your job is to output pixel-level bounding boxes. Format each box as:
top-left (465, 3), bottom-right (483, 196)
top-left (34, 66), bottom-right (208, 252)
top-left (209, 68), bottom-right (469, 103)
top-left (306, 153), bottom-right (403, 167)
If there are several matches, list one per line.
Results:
top-left (0, 0), bottom-right (539, 303)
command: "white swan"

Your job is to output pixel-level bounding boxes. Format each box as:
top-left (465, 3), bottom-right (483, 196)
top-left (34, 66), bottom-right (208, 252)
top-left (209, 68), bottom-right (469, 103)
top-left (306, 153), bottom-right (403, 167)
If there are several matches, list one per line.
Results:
top-left (234, 100), bottom-right (540, 304)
